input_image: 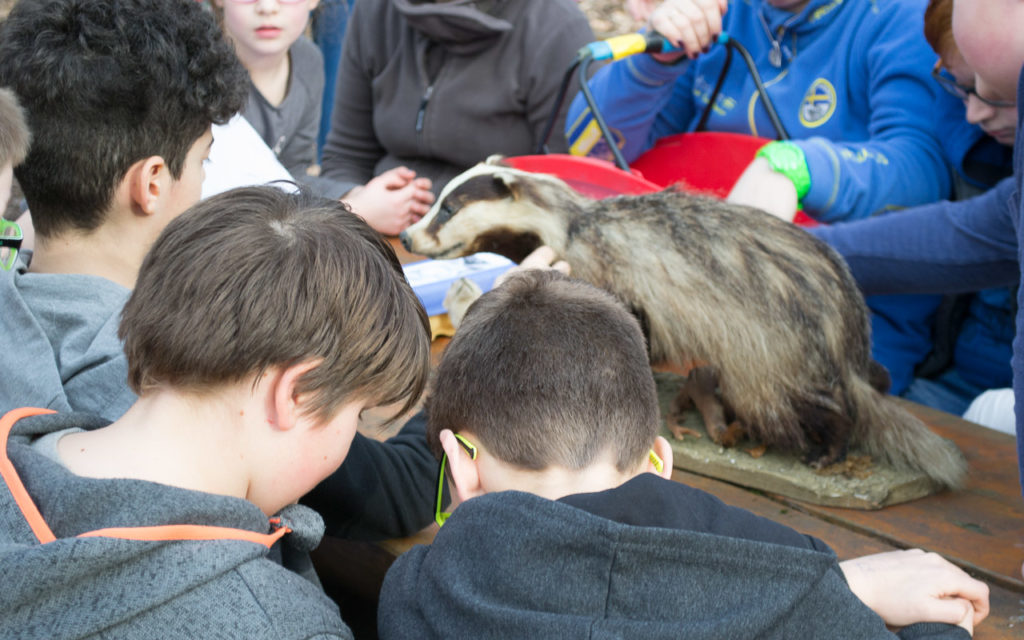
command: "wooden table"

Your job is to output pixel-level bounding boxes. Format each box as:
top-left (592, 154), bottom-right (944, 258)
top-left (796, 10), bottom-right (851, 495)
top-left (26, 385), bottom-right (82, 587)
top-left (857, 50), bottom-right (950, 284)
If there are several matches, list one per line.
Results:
top-left (314, 240), bottom-right (1024, 639)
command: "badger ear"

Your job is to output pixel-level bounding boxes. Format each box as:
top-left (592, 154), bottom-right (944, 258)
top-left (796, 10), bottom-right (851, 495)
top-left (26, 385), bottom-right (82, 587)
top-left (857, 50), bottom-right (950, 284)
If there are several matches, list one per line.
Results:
top-left (492, 169), bottom-right (524, 200)
top-left (484, 154), bottom-right (508, 166)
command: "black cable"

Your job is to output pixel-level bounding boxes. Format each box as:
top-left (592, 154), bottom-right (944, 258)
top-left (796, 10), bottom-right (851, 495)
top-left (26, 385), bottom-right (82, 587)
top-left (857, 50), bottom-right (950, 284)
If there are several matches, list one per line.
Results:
top-left (535, 53), bottom-right (584, 155)
top-left (695, 44), bottom-right (733, 133)
top-left (725, 37), bottom-right (790, 141)
top-left (578, 53), bottom-right (631, 171)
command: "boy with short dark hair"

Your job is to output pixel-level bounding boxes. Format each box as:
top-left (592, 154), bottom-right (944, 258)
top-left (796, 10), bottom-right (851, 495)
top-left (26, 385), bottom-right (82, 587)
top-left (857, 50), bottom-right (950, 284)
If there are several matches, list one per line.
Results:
top-left (379, 270), bottom-right (987, 640)
top-left (0, 186), bottom-right (431, 638)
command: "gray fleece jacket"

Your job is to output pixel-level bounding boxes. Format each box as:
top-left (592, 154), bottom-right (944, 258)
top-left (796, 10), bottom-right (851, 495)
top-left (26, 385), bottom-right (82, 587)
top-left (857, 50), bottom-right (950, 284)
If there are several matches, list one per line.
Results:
top-left (0, 265), bottom-right (135, 421)
top-left (0, 409), bottom-right (352, 639)
top-left (320, 0), bottom-right (594, 194)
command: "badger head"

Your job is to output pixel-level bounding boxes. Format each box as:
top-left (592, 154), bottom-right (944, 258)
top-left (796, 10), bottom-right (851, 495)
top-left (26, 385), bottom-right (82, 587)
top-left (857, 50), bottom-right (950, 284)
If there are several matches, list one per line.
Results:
top-left (399, 156), bottom-right (580, 263)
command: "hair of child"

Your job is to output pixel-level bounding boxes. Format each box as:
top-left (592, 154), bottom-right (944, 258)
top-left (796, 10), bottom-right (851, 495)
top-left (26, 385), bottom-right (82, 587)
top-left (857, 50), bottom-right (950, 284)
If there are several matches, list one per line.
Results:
top-left (120, 185), bottom-right (431, 425)
top-left (0, 87), bottom-right (30, 169)
top-left (426, 269), bottom-right (660, 473)
top-left (924, 0), bottom-right (956, 58)
top-left (0, 0), bottom-right (248, 238)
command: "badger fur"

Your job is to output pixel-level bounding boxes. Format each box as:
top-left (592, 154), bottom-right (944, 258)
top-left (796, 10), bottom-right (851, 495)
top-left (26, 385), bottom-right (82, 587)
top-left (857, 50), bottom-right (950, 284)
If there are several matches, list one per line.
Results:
top-left (400, 157), bottom-right (967, 489)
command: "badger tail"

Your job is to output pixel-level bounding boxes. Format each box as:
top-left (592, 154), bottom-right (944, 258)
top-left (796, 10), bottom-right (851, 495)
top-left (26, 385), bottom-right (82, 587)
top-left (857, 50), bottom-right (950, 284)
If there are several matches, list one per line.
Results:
top-left (847, 374), bottom-right (967, 490)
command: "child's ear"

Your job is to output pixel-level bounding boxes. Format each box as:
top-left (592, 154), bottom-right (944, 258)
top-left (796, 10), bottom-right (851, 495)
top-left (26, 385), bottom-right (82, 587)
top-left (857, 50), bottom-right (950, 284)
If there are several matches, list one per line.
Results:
top-left (125, 155), bottom-right (169, 217)
top-left (266, 360), bottom-right (321, 432)
top-left (650, 436), bottom-right (674, 479)
top-left (440, 429), bottom-right (484, 504)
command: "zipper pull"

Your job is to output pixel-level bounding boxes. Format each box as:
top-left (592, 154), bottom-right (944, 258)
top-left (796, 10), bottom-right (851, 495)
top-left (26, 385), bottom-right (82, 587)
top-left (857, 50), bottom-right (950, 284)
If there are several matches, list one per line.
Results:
top-left (416, 85), bottom-right (434, 133)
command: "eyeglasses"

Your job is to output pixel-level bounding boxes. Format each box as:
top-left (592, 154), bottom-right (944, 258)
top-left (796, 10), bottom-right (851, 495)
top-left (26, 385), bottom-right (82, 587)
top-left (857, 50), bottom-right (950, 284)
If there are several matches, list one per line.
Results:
top-left (931, 60), bottom-right (1016, 108)
top-left (0, 219), bottom-right (23, 271)
top-left (435, 433), bottom-right (477, 527)
top-left (433, 433), bottom-right (666, 528)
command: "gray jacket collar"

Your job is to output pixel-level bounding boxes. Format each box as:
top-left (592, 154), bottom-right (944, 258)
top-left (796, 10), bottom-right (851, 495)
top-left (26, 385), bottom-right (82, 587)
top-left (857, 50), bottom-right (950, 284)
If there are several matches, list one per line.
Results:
top-left (393, 0), bottom-right (512, 54)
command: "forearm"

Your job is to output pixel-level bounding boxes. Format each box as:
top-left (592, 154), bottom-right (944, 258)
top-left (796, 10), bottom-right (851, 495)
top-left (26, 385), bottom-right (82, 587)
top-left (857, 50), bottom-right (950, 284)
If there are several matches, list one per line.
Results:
top-left (810, 181), bottom-right (1019, 295)
top-left (797, 136), bottom-right (952, 222)
top-left (319, 21), bottom-right (383, 187)
top-left (565, 53), bottom-right (692, 162)
top-left (526, 14), bottom-right (593, 154)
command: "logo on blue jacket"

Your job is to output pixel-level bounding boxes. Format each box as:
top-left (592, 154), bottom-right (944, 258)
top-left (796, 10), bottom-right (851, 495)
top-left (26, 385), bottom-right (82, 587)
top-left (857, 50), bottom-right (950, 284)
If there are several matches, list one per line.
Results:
top-left (799, 78), bottom-right (837, 128)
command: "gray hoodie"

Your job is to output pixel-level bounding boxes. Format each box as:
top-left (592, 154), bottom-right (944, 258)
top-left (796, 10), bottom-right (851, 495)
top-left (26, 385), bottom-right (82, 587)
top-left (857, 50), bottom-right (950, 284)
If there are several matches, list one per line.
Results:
top-left (0, 409), bottom-right (353, 639)
top-left (0, 265), bottom-right (135, 421)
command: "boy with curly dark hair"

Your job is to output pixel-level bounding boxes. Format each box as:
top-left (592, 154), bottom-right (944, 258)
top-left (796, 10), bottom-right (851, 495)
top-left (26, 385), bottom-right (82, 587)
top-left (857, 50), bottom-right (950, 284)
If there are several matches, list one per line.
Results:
top-left (0, 0), bottom-right (247, 419)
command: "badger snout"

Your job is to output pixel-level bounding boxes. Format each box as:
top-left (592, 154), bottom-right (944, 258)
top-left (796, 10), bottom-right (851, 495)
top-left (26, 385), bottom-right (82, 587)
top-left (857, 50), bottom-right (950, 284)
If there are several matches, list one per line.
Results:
top-left (398, 229), bottom-right (413, 252)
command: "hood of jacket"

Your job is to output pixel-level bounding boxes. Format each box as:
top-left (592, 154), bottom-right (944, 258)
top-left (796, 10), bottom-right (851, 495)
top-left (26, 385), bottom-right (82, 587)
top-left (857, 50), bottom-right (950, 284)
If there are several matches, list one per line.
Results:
top-left (0, 264), bottom-right (133, 421)
top-left (392, 0), bottom-right (512, 53)
top-left (379, 475), bottom-right (908, 639)
top-left (0, 410), bottom-right (337, 639)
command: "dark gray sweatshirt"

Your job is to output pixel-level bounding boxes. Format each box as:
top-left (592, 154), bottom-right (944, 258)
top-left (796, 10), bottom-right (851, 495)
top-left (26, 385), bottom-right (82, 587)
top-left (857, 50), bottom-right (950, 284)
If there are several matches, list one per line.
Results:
top-left (379, 474), bottom-right (970, 640)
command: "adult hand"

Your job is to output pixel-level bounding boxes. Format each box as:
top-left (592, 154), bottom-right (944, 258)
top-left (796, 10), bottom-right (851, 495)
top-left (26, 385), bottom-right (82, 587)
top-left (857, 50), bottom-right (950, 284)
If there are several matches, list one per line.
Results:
top-left (649, 0), bottom-right (728, 62)
top-left (726, 156), bottom-right (799, 222)
top-left (494, 245), bottom-right (570, 287)
top-left (342, 167), bottom-right (435, 236)
top-left (839, 549), bottom-right (989, 630)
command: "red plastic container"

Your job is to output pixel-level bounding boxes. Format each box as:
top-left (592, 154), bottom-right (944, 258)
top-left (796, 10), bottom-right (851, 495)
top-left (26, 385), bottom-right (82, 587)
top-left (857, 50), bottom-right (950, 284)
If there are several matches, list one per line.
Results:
top-left (630, 131), bottom-right (768, 198)
top-left (508, 132), bottom-right (816, 227)
top-left (505, 154), bottom-right (661, 199)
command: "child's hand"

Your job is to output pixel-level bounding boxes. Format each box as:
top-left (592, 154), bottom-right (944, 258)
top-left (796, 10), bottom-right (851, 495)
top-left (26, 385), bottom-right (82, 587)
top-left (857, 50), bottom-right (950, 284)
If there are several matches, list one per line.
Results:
top-left (649, 0), bottom-right (728, 62)
top-left (839, 549), bottom-right (989, 630)
top-left (343, 167), bottom-right (435, 236)
top-left (494, 246), bottom-right (570, 288)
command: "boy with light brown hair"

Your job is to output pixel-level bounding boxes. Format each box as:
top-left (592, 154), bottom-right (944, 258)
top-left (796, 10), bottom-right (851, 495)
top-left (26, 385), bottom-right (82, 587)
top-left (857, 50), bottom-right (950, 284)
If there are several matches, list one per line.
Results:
top-left (0, 186), bottom-right (430, 638)
top-left (379, 269), bottom-right (988, 639)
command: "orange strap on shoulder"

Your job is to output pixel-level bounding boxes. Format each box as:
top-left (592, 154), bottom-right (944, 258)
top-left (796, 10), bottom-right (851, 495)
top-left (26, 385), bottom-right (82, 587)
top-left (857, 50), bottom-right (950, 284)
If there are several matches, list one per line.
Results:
top-left (1, 407), bottom-right (59, 543)
top-left (78, 522), bottom-right (291, 548)
top-left (1, 408), bottom-right (291, 549)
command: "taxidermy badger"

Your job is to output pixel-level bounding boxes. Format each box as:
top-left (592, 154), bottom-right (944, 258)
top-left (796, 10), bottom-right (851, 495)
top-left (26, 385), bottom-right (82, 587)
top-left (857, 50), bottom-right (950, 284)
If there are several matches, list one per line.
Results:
top-left (400, 157), bottom-right (966, 489)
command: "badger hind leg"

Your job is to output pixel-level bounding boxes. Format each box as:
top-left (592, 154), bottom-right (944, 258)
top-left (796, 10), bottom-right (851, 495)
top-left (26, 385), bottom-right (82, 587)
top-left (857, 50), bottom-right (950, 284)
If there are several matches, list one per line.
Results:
top-left (672, 366), bottom-right (745, 447)
top-left (793, 388), bottom-right (853, 469)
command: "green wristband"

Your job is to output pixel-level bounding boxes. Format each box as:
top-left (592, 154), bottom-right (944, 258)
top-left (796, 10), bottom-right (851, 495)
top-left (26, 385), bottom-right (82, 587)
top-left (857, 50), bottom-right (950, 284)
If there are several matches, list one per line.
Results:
top-left (755, 141), bottom-right (811, 202)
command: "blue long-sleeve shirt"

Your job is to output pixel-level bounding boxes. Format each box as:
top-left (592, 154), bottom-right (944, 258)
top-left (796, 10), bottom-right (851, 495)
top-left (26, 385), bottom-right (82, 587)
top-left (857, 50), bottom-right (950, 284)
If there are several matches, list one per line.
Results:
top-left (566, 0), bottom-right (953, 223)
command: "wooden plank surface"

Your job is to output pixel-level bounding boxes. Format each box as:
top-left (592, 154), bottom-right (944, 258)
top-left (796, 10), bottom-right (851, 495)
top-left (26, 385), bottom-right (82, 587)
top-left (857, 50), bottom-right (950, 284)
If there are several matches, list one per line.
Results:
top-left (673, 470), bottom-right (1024, 640)
top-left (765, 401), bottom-right (1024, 593)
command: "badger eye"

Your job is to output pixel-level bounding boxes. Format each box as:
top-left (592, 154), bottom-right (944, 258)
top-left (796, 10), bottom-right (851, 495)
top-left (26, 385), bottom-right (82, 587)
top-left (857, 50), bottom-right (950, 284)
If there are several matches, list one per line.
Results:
top-left (436, 201), bottom-right (456, 225)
